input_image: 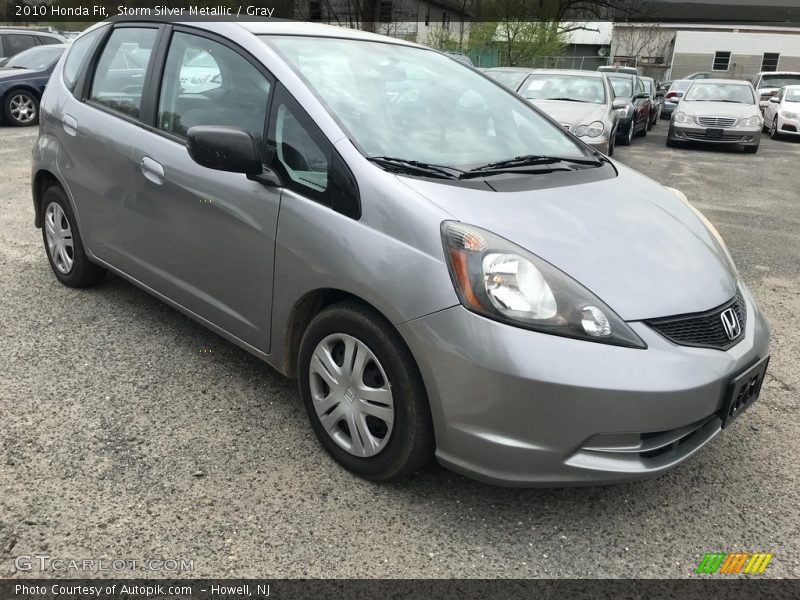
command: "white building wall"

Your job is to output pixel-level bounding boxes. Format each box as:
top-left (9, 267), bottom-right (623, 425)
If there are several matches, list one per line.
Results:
top-left (674, 30), bottom-right (800, 57)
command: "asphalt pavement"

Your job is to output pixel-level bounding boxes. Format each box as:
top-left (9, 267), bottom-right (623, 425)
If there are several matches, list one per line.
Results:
top-left (1, 122), bottom-right (798, 578)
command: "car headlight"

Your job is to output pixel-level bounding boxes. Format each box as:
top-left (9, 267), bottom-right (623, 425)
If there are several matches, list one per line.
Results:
top-left (575, 121), bottom-right (604, 138)
top-left (441, 222), bottom-right (646, 348)
top-left (737, 115), bottom-right (762, 127)
top-left (665, 188), bottom-right (739, 278)
top-left (782, 110), bottom-right (798, 119)
top-left (674, 111), bottom-right (690, 123)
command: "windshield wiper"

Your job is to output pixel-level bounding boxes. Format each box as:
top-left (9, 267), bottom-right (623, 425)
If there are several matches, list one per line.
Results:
top-left (461, 154), bottom-right (603, 179)
top-left (545, 97), bottom-right (587, 102)
top-left (367, 156), bottom-right (462, 180)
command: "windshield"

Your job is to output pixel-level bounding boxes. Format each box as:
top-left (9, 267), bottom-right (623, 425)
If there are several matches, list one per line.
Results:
top-left (484, 70), bottom-right (528, 91)
top-left (4, 46), bottom-right (63, 70)
top-left (760, 74), bottom-right (800, 89)
top-left (608, 76), bottom-right (633, 98)
top-left (684, 83), bottom-right (755, 103)
top-left (642, 80), bottom-right (653, 94)
top-left (786, 89), bottom-right (800, 102)
top-left (520, 74), bottom-right (606, 104)
top-left (265, 36), bottom-right (587, 168)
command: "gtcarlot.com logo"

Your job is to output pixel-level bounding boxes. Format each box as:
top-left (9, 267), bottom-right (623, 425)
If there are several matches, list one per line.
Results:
top-left (696, 552), bottom-right (774, 574)
top-left (14, 554), bottom-right (193, 572)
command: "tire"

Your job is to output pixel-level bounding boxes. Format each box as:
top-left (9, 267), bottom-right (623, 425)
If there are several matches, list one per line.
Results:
top-left (744, 144), bottom-right (759, 154)
top-left (770, 117), bottom-right (781, 140)
top-left (40, 185), bottom-right (106, 287)
top-left (607, 131), bottom-right (615, 156)
top-left (298, 301), bottom-right (434, 481)
top-left (647, 113), bottom-right (654, 131)
top-left (639, 118), bottom-right (648, 137)
top-left (4, 89), bottom-right (39, 126)
top-left (619, 122), bottom-right (634, 146)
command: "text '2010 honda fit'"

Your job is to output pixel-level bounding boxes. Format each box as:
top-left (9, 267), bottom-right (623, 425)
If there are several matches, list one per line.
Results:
top-left (33, 20), bottom-right (770, 486)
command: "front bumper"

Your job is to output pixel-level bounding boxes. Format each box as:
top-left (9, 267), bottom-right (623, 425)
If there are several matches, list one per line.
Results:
top-left (397, 286), bottom-right (770, 486)
top-left (582, 136), bottom-right (611, 155)
top-left (777, 114), bottom-right (800, 136)
top-left (669, 121), bottom-right (762, 146)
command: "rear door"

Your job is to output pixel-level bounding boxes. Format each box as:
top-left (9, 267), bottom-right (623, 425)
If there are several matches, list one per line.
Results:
top-left (126, 27), bottom-right (279, 351)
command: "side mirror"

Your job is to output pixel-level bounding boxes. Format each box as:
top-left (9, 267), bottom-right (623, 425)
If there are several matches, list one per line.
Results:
top-left (186, 125), bottom-right (263, 176)
top-left (612, 99), bottom-right (628, 110)
top-left (770, 96), bottom-right (780, 103)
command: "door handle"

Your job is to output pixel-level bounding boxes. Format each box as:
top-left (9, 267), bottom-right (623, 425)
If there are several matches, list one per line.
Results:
top-left (140, 157), bottom-right (165, 185)
top-left (63, 114), bottom-right (77, 137)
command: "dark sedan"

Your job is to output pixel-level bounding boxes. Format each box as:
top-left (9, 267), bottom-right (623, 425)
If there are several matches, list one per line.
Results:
top-left (1, 44), bottom-right (66, 126)
top-left (606, 72), bottom-right (652, 145)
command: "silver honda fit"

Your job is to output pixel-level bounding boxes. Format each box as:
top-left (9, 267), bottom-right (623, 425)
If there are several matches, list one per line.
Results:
top-left (32, 20), bottom-right (770, 486)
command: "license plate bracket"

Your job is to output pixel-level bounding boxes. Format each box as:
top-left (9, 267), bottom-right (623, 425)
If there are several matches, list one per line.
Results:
top-left (720, 356), bottom-right (769, 428)
top-left (706, 128), bottom-right (724, 139)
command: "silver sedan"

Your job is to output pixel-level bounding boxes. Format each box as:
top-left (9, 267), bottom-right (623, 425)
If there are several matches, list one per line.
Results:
top-left (667, 79), bottom-right (763, 153)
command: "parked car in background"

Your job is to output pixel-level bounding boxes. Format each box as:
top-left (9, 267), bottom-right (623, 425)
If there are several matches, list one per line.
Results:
top-left (667, 79), bottom-right (762, 153)
top-left (443, 51), bottom-right (473, 67)
top-left (751, 71), bottom-right (800, 112)
top-left (0, 44), bottom-right (67, 126)
top-left (763, 85), bottom-right (800, 139)
top-left (33, 21), bottom-right (770, 485)
top-left (0, 28), bottom-right (65, 64)
top-left (684, 72), bottom-right (715, 80)
top-left (662, 80), bottom-right (692, 119)
top-left (606, 72), bottom-right (651, 145)
top-left (641, 76), bottom-right (662, 128)
top-left (511, 69), bottom-right (621, 155)
top-left (656, 80), bottom-right (672, 97)
top-left (597, 65), bottom-right (639, 76)
top-left (483, 67), bottom-right (531, 91)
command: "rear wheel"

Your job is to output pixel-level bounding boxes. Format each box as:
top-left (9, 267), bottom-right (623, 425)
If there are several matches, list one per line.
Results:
top-left (639, 118), bottom-right (648, 137)
top-left (298, 301), bottom-right (434, 481)
top-left (4, 89), bottom-right (39, 126)
top-left (40, 185), bottom-right (106, 287)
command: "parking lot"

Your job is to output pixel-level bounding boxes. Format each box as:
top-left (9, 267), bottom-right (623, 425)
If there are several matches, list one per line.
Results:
top-left (1, 121), bottom-right (798, 579)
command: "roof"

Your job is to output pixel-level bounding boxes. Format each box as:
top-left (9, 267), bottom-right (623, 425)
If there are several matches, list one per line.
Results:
top-left (687, 78), bottom-right (752, 85)
top-left (562, 22), bottom-right (613, 45)
top-left (238, 21), bottom-right (419, 46)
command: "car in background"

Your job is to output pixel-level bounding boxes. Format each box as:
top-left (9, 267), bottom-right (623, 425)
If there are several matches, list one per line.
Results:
top-left (0, 28), bottom-right (65, 64)
top-left (443, 51), bottom-right (473, 67)
top-left (0, 44), bottom-right (67, 126)
top-left (751, 71), bottom-right (800, 112)
top-left (661, 80), bottom-right (692, 119)
top-left (656, 80), bottom-right (672, 97)
top-left (684, 72), bottom-right (714, 80)
top-left (597, 65), bottom-right (639, 76)
top-left (641, 76), bottom-right (662, 128)
top-left (667, 79), bottom-right (762, 153)
top-left (763, 85), bottom-right (800, 140)
top-left (606, 72), bottom-right (651, 145)
top-left (483, 67), bottom-right (532, 91)
top-left (510, 69), bottom-right (621, 155)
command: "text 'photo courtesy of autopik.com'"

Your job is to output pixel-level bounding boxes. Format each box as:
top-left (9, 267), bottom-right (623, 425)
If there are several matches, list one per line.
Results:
top-left (1, 0), bottom-right (798, 598)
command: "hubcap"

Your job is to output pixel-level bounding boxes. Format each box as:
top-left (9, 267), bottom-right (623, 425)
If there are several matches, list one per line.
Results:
top-left (44, 202), bottom-right (74, 274)
top-left (9, 94), bottom-right (36, 123)
top-left (309, 333), bottom-right (394, 458)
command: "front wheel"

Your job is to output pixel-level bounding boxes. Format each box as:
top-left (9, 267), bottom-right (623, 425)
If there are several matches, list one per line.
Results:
top-left (4, 90), bottom-right (39, 126)
top-left (619, 122), bottom-right (634, 146)
top-left (770, 117), bottom-right (781, 140)
top-left (298, 302), bottom-right (434, 481)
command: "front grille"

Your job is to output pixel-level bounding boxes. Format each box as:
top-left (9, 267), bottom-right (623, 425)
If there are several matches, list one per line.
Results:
top-left (684, 132), bottom-right (743, 141)
top-left (696, 116), bottom-right (737, 127)
top-left (646, 291), bottom-right (746, 350)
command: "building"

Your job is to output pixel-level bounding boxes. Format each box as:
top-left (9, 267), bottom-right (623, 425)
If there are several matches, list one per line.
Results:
top-left (611, 23), bottom-right (800, 81)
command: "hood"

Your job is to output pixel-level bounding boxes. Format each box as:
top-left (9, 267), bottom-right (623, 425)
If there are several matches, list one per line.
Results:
top-left (0, 68), bottom-right (39, 80)
top-left (398, 165), bottom-right (737, 321)
top-left (680, 101), bottom-right (758, 117)
top-left (530, 100), bottom-right (607, 127)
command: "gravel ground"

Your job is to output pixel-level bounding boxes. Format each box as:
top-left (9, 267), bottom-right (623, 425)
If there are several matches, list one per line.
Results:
top-left (1, 122), bottom-right (798, 579)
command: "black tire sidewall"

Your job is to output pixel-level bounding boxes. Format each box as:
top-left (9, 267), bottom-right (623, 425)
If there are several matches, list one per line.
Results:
top-left (41, 186), bottom-right (104, 287)
top-left (5, 90), bottom-right (39, 126)
top-left (297, 302), bottom-right (433, 480)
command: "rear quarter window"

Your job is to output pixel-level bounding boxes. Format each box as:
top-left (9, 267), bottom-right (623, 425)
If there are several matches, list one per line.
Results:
top-left (63, 27), bottom-right (106, 92)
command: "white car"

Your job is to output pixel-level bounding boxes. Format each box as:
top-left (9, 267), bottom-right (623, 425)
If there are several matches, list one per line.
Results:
top-left (763, 85), bottom-right (800, 139)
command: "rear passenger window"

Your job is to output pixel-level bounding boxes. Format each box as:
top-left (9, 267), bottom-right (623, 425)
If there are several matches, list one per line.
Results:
top-left (36, 36), bottom-right (60, 46)
top-left (4, 34), bottom-right (36, 57)
top-left (157, 32), bottom-right (270, 146)
top-left (89, 27), bottom-right (157, 119)
top-left (63, 27), bottom-right (106, 92)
